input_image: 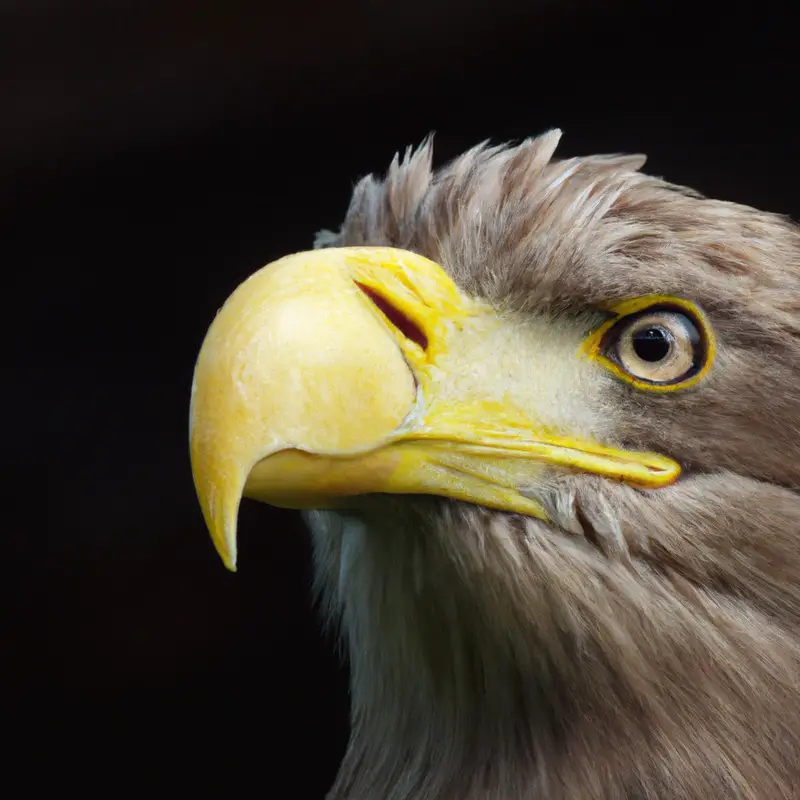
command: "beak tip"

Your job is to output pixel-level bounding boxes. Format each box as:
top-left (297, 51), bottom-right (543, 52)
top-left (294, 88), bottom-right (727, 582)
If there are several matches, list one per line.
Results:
top-left (214, 535), bottom-right (238, 573)
top-left (206, 510), bottom-right (239, 573)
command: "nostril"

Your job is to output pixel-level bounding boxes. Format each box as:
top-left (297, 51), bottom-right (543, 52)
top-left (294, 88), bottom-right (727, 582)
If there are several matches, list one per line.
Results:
top-left (355, 282), bottom-right (429, 350)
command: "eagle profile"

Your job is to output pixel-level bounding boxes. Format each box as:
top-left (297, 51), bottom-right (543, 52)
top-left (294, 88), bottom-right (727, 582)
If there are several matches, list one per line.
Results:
top-left (189, 130), bottom-right (800, 798)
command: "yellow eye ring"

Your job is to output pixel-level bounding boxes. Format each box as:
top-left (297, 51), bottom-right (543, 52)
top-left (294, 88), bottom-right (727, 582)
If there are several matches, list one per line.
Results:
top-left (581, 295), bottom-right (716, 392)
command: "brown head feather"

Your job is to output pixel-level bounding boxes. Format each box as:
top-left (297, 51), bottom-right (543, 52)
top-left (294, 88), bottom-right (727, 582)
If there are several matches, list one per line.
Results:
top-left (309, 130), bottom-right (800, 799)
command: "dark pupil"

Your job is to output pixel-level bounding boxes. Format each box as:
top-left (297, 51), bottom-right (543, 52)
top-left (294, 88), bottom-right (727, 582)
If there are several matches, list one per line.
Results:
top-left (632, 326), bottom-right (671, 362)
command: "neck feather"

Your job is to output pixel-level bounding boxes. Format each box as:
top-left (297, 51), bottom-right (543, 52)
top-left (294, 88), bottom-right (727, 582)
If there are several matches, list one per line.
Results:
top-left (305, 491), bottom-right (800, 800)
top-left (306, 506), bottom-right (585, 799)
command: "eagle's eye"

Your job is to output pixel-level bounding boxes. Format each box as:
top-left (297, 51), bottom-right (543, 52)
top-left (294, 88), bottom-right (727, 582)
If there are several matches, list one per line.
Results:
top-left (607, 307), bottom-right (701, 385)
top-left (582, 296), bottom-right (715, 392)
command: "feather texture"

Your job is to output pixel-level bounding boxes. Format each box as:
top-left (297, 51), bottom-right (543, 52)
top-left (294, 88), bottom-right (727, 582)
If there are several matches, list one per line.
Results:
top-left (309, 132), bottom-right (800, 799)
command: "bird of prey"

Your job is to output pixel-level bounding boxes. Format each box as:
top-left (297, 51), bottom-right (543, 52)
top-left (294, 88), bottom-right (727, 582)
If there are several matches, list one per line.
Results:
top-left (189, 130), bottom-right (800, 799)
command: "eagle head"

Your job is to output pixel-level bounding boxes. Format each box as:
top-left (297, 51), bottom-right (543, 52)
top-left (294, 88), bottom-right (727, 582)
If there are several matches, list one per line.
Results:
top-left (189, 131), bottom-right (800, 798)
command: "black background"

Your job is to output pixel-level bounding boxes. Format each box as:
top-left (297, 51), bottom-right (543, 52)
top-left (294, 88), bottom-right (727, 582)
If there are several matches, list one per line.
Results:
top-left (4, 0), bottom-right (797, 794)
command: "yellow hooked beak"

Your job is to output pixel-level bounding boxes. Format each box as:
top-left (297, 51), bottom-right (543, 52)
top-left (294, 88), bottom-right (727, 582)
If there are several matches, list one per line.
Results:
top-left (190, 247), bottom-right (679, 570)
